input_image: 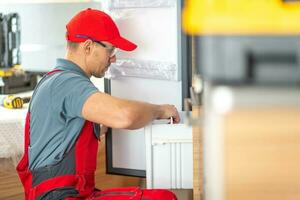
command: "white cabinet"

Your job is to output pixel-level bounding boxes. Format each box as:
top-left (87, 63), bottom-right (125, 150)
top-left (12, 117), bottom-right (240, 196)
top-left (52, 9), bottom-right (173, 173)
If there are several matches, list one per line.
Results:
top-left (145, 119), bottom-right (193, 189)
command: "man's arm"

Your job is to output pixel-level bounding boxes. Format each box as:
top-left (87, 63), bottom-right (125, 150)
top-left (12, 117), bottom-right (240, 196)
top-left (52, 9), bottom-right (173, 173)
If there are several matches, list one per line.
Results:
top-left (82, 92), bottom-right (180, 129)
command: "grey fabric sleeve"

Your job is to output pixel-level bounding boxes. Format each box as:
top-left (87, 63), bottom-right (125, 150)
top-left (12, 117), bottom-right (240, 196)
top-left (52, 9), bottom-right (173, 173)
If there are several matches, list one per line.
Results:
top-left (51, 72), bottom-right (99, 118)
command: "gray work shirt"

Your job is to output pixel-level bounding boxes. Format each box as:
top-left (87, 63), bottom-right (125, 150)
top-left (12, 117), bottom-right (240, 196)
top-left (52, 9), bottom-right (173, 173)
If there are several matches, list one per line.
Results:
top-left (28, 58), bottom-right (99, 170)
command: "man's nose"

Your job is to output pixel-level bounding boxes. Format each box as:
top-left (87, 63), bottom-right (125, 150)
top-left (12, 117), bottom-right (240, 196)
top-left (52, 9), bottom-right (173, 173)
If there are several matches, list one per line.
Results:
top-left (109, 55), bottom-right (116, 63)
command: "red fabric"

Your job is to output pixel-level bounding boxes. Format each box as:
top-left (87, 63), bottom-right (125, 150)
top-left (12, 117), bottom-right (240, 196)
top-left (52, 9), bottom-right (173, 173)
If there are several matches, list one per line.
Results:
top-left (16, 112), bottom-right (33, 199)
top-left (30, 175), bottom-right (78, 197)
top-left (74, 121), bottom-right (98, 197)
top-left (140, 189), bottom-right (177, 200)
top-left (47, 69), bottom-right (63, 75)
top-left (66, 8), bottom-right (137, 51)
top-left (16, 115), bottom-right (99, 200)
top-left (65, 187), bottom-right (177, 200)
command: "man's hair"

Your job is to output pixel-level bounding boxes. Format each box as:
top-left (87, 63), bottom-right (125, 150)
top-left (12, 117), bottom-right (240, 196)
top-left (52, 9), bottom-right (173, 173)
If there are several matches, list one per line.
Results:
top-left (67, 41), bottom-right (79, 50)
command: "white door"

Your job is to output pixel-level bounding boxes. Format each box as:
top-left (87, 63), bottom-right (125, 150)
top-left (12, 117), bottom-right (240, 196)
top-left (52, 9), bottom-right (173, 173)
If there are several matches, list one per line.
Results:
top-left (104, 0), bottom-right (187, 177)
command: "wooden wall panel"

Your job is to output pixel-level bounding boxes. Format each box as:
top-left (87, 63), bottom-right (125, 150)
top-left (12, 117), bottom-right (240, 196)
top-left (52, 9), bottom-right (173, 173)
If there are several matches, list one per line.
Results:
top-left (224, 108), bottom-right (300, 200)
top-left (192, 105), bottom-right (203, 200)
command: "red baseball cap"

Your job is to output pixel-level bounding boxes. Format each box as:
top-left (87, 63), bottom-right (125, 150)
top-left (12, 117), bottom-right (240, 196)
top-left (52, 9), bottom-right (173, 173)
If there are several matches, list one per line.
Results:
top-left (66, 8), bottom-right (137, 51)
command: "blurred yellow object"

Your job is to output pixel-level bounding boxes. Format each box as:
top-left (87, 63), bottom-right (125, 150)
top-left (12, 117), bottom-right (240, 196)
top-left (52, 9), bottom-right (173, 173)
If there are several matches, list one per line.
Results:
top-left (0, 69), bottom-right (13, 77)
top-left (11, 65), bottom-right (25, 76)
top-left (0, 65), bottom-right (24, 77)
top-left (3, 95), bottom-right (31, 109)
top-left (183, 0), bottom-right (300, 35)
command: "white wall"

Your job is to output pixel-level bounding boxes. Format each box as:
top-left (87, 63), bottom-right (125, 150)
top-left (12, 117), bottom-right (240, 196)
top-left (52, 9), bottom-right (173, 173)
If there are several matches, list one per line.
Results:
top-left (0, 2), bottom-right (106, 91)
top-left (0, 2), bottom-right (101, 72)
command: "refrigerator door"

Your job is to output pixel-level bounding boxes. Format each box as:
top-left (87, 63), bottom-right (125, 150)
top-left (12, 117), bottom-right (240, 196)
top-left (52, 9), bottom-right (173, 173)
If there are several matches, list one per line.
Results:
top-left (105, 0), bottom-right (187, 177)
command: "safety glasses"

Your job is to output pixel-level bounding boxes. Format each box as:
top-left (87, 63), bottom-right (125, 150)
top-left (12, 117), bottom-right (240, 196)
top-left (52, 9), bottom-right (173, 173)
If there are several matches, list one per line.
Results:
top-left (93, 40), bottom-right (118, 57)
top-left (76, 34), bottom-right (118, 57)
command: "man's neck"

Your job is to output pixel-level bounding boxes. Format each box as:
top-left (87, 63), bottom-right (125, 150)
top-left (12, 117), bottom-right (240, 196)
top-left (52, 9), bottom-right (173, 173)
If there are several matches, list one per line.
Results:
top-left (65, 51), bottom-right (91, 77)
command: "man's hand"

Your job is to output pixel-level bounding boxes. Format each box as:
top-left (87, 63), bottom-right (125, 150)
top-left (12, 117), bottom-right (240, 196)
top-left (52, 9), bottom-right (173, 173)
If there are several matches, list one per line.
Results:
top-left (158, 104), bottom-right (180, 124)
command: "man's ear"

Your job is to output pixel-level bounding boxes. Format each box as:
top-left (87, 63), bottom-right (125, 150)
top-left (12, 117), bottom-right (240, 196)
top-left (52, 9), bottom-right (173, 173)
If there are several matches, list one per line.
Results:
top-left (82, 39), bottom-right (94, 55)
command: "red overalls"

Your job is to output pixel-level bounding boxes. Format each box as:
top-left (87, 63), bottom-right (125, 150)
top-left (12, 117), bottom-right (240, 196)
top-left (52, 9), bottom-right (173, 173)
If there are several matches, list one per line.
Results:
top-left (16, 70), bottom-right (177, 200)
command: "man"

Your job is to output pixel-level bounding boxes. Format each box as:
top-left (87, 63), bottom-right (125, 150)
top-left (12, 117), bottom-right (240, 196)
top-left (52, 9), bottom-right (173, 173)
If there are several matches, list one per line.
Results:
top-left (16, 8), bottom-right (179, 200)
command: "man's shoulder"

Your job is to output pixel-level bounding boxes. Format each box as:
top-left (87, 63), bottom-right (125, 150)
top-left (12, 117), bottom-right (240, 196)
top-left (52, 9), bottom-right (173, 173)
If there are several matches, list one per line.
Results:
top-left (50, 70), bottom-right (93, 88)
